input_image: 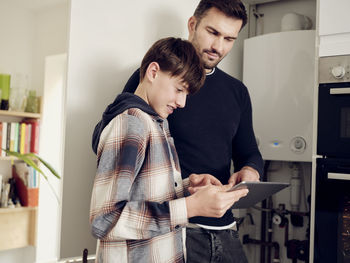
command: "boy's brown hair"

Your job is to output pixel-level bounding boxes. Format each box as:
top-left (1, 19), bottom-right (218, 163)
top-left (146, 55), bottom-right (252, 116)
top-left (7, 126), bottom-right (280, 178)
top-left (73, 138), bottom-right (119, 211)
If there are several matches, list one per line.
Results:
top-left (140, 37), bottom-right (205, 95)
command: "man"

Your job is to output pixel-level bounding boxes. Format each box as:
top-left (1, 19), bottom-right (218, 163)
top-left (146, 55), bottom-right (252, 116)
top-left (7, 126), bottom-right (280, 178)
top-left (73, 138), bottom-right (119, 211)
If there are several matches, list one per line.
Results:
top-left (90, 37), bottom-right (249, 263)
top-left (122, 1), bottom-right (264, 262)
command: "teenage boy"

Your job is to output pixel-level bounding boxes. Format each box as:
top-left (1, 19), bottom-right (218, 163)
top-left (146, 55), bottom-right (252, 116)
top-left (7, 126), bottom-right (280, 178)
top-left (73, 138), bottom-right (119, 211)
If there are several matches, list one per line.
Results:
top-left (122, 1), bottom-right (264, 262)
top-left (90, 37), bottom-right (249, 263)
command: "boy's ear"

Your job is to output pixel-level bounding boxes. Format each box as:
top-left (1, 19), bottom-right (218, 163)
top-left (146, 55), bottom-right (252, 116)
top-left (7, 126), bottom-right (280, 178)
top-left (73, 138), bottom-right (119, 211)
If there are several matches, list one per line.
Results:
top-left (145, 62), bottom-right (160, 82)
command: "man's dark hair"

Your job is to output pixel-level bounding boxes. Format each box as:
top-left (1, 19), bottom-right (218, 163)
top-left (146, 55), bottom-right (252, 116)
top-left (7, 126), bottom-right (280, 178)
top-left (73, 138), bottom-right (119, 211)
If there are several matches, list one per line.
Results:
top-left (194, 0), bottom-right (247, 30)
top-left (140, 37), bottom-right (205, 95)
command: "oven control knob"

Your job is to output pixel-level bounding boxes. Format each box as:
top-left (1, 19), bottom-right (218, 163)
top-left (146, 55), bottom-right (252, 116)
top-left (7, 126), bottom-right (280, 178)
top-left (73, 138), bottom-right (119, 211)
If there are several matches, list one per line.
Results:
top-left (331, 66), bottom-right (346, 79)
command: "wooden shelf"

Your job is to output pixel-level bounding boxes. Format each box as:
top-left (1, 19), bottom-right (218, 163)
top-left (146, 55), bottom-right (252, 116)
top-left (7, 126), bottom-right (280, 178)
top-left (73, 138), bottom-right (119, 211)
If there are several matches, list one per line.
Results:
top-left (0, 156), bottom-right (23, 161)
top-left (0, 110), bottom-right (41, 119)
top-left (0, 207), bottom-right (37, 250)
top-left (0, 156), bottom-right (38, 161)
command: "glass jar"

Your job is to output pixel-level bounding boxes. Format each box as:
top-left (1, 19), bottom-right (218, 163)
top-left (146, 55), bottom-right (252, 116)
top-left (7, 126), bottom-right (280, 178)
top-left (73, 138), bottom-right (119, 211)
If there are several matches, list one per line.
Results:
top-left (25, 90), bottom-right (39, 113)
top-left (9, 87), bottom-right (27, 112)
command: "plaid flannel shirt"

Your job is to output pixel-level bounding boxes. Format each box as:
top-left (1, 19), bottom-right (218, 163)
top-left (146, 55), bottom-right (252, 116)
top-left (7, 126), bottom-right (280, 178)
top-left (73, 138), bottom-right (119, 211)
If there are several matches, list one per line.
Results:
top-left (90, 108), bottom-right (189, 263)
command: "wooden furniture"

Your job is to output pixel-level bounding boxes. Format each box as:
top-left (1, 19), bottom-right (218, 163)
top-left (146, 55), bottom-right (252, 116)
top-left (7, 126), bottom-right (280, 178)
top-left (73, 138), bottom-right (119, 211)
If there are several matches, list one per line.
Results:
top-left (0, 207), bottom-right (37, 250)
top-left (0, 110), bottom-right (40, 251)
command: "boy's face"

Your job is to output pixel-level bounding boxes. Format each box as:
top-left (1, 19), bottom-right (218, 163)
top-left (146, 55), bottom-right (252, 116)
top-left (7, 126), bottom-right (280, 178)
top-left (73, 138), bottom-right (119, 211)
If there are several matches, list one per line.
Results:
top-left (148, 71), bottom-right (189, 119)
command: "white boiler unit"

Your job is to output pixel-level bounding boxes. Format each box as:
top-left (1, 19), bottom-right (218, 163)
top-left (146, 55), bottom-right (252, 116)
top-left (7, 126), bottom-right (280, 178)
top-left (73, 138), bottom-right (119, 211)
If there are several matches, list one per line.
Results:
top-left (243, 30), bottom-right (315, 162)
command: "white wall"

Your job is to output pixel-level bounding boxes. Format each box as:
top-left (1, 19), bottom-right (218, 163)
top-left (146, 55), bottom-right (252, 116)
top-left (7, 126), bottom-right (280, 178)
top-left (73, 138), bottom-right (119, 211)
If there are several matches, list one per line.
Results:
top-left (0, 1), bottom-right (68, 96)
top-left (0, 1), bottom-right (34, 85)
top-left (62, 0), bottom-right (246, 259)
top-left (32, 4), bottom-right (69, 96)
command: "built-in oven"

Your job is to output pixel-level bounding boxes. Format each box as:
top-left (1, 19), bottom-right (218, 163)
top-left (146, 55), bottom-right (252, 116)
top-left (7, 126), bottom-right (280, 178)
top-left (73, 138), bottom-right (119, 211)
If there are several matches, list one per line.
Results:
top-left (317, 55), bottom-right (350, 158)
top-left (315, 55), bottom-right (350, 263)
top-left (314, 158), bottom-right (350, 263)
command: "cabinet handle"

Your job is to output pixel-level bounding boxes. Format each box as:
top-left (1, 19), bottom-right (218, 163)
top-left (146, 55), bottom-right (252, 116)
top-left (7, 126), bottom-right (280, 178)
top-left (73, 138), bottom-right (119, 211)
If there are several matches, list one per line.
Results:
top-left (330, 87), bottom-right (350, 95)
top-left (327, 172), bottom-right (350, 180)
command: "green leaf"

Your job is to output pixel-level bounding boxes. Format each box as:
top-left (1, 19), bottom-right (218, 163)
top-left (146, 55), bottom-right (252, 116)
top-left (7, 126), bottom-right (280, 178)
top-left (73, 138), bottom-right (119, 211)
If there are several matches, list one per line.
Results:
top-left (1, 149), bottom-right (61, 181)
top-left (24, 153), bottom-right (60, 179)
top-left (3, 149), bottom-right (48, 180)
top-left (1, 149), bottom-right (61, 204)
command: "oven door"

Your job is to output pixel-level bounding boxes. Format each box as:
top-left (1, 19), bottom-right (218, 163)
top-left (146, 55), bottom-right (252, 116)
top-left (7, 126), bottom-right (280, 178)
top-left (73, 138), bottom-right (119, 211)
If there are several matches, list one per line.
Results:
top-left (315, 157), bottom-right (350, 263)
top-left (317, 82), bottom-right (350, 158)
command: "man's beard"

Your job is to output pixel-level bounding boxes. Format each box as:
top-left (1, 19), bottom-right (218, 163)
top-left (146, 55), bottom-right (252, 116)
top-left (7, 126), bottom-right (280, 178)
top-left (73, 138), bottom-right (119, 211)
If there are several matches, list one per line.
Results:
top-left (201, 52), bottom-right (222, 70)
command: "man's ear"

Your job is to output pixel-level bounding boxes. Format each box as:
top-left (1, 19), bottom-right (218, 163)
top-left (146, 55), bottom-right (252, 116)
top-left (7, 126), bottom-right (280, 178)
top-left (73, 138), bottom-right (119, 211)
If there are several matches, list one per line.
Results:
top-left (145, 62), bottom-right (160, 83)
top-left (188, 16), bottom-right (197, 38)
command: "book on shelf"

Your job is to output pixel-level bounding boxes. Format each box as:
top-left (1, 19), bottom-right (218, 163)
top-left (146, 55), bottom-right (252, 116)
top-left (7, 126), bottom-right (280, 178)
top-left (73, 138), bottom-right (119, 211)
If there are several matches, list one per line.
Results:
top-left (0, 123), bottom-right (2, 155)
top-left (6, 123), bottom-right (10, 153)
top-left (23, 119), bottom-right (39, 154)
top-left (0, 119), bottom-right (40, 156)
top-left (12, 164), bottom-right (39, 207)
top-left (1, 122), bottom-right (7, 157)
top-left (20, 123), bottom-right (26, 154)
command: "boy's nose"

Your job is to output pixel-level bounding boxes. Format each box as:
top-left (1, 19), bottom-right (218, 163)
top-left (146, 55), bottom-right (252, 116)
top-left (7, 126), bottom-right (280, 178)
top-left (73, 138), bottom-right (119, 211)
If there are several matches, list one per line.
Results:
top-left (176, 93), bottom-right (187, 108)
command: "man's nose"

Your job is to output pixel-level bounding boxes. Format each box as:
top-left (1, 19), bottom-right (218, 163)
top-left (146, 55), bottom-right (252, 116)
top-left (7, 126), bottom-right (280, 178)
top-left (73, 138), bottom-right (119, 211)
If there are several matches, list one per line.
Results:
top-left (211, 37), bottom-right (223, 55)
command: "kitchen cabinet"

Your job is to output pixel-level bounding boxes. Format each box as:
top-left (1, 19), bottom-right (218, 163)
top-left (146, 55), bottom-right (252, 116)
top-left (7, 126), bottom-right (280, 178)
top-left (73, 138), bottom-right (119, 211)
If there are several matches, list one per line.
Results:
top-left (318, 0), bottom-right (350, 56)
top-left (0, 110), bottom-right (41, 251)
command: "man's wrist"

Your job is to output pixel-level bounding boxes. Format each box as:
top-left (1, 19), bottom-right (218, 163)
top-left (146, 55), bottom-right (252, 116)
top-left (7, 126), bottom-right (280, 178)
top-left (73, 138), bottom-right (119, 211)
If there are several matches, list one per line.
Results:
top-left (241, 166), bottom-right (260, 178)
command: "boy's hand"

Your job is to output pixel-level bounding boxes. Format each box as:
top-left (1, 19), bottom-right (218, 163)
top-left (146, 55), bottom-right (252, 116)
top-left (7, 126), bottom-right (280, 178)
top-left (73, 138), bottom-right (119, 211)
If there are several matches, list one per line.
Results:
top-left (188, 173), bottom-right (222, 194)
top-left (186, 184), bottom-right (249, 218)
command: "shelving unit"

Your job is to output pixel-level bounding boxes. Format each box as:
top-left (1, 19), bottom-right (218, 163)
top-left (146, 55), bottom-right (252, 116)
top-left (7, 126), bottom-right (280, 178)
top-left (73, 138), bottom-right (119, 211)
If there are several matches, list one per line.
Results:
top-left (0, 207), bottom-right (37, 250)
top-left (0, 110), bottom-right (40, 251)
top-left (0, 110), bottom-right (41, 119)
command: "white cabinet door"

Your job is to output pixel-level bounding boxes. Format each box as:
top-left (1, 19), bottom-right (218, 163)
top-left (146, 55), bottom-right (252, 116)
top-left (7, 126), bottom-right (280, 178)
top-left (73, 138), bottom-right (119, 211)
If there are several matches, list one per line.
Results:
top-left (319, 0), bottom-right (350, 56)
top-left (319, 0), bottom-right (350, 36)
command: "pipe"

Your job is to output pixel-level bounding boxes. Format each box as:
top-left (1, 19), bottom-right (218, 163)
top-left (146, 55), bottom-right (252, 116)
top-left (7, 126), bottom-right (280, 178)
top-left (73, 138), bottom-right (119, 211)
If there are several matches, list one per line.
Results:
top-left (290, 163), bottom-right (301, 212)
top-left (243, 235), bottom-right (280, 262)
top-left (267, 196), bottom-right (273, 262)
top-left (260, 160), bottom-right (270, 263)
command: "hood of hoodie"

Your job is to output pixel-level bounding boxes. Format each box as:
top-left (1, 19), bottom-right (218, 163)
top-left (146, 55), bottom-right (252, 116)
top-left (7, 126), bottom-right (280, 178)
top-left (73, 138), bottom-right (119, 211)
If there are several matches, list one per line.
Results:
top-left (92, 92), bottom-right (158, 154)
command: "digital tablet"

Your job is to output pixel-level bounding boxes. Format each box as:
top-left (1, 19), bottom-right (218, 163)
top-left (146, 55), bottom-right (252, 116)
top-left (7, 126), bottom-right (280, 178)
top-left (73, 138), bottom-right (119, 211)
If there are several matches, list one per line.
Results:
top-left (227, 181), bottom-right (290, 209)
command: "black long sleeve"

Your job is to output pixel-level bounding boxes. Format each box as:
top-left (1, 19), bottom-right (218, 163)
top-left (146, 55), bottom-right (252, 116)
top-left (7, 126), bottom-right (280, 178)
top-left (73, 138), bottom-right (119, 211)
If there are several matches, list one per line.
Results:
top-left (123, 67), bottom-right (263, 226)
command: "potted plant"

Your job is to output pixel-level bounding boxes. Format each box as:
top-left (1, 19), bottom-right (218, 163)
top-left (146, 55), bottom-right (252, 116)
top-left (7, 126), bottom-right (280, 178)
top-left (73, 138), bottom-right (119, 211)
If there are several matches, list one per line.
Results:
top-left (2, 149), bottom-right (60, 203)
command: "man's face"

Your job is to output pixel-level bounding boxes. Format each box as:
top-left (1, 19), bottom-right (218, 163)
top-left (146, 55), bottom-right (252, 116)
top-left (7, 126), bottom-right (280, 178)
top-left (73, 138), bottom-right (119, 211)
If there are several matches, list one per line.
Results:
top-left (148, 71), bottom-right (188, 119)
top-left (188, 7), bottom-right (243, 71)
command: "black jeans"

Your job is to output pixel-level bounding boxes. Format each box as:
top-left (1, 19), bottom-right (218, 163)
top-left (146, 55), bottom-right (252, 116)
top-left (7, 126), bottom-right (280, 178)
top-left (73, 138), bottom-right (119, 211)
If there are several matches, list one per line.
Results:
top-left (186, 227), bottom-right (248, 263)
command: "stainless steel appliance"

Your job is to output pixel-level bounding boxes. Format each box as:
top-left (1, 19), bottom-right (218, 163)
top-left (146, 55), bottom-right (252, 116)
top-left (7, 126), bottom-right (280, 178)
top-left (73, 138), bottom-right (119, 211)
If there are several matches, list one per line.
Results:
top-left (318, 55), bottom-right (350, 157)
top-left (315, 55), bottom-right (350, 263)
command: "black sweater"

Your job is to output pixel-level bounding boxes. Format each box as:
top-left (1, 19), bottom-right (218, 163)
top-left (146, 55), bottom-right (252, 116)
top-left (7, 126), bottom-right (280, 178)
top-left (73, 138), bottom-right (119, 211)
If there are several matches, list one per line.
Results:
top-left (123, 67), bottom-right (263, 226)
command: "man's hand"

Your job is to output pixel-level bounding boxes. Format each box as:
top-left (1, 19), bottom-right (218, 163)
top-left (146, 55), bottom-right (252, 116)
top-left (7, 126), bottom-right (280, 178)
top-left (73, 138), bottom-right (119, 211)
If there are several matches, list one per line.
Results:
top-left (188, 173), bottom-right (222, 194)
top-left (229, 166), bottom-right (260, 186)
top-left (186, 184), bottom-right (249, 218)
